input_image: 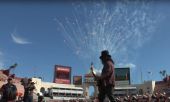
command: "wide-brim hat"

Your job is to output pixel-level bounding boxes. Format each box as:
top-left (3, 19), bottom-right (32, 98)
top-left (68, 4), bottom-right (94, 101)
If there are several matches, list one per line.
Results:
top-left (28, 78), bottom-right (32, 82)
top-left (100, 50), bottom-right (111, 59)
top-left (31, 82), bottom-right (35, 84)
top-left (8, 77), bottom-right (13, 81)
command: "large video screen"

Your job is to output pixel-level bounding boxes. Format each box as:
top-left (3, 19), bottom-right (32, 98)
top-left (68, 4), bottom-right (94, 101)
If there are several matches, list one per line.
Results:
top-left (115, 68), bottom-right (130, 85)
top-left (53, 65), bottom-right (71, 84)
top-left (73, 76), bottom-right (82, 85)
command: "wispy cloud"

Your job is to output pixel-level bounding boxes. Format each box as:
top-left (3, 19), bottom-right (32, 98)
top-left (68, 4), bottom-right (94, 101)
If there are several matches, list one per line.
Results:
top-left (117, 63), bottom-right (136, 70)
top-left (91, 63), bottom-right (137, 75)
top-left (11, 30), bottom-right (32, 45)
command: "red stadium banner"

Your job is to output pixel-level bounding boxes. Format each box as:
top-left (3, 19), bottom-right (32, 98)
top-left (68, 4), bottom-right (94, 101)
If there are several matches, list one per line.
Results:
top-left (53, 65), bottom-right (71, 84)
top-left (55, 79), bottom-right (70, 84)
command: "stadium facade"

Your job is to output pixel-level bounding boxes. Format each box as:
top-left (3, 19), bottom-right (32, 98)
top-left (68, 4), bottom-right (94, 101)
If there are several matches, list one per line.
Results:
top-left (1, 65), bottom-right (170, 101)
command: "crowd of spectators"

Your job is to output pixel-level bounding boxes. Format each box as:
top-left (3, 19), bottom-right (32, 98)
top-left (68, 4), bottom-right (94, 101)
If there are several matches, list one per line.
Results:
top-left (91, 92), bottom-right (170, 102)
top-left (37, 92), bottom-right (170, 102)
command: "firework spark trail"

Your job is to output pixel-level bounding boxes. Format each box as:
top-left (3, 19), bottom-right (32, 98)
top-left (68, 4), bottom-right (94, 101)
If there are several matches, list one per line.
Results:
top-left (55, 0), bottom-right (158, 68)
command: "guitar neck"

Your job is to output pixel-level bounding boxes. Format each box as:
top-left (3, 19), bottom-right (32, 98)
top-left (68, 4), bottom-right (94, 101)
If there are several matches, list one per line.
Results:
top-left (91, 70), bottom-right (96, 77)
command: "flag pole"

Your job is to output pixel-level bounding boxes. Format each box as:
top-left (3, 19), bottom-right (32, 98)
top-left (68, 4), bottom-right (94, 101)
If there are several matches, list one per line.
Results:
top-left (140, 67), bottom-right (143, 83)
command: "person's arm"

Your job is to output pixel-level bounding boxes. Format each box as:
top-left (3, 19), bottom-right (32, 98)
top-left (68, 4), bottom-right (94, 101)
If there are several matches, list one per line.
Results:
top-left (32, 85), bottom-right (36, 90)
top-left (100, 61), bottom-right (114, 80)
top-left (14, 85), bottom-right (17, 92)
top-left (14, 85), bottom-right (17, 101)
top-left (0, 85), bottom-right (5, 95)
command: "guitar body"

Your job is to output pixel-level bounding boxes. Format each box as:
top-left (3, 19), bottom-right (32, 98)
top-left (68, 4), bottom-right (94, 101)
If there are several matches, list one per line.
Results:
top-left (96, 78), bottom-right (104, 92)
top-left (90, 63), bottom-right (104, 92)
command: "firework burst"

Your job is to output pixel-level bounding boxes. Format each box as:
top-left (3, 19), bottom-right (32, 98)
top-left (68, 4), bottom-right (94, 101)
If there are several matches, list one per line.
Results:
top-left (55, 0), bottom-right (159, 67)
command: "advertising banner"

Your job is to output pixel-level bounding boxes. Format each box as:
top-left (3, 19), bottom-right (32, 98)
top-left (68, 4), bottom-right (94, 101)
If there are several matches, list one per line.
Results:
top-left (73, 76), bottom-right (82, 85)
top-left (53, 65), bottom-right (71, 84)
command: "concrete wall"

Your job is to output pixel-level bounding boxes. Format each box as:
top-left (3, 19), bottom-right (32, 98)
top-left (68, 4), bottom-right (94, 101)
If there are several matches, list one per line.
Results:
top-left (32, 78), bottom-right (83, 94)
top-left (132, 81), bottom-right (155, 95)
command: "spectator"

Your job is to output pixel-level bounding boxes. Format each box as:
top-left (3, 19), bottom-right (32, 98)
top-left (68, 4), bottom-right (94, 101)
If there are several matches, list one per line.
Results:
top-left (0, 77), bottom-right (17, 102)
top-left (23, 78), bottom-right (35, 102)
top-left (38, 92), bottom-right (45, 102)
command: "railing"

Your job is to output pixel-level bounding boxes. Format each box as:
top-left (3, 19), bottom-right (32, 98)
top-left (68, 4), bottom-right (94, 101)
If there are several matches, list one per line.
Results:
top-left (52, 89), bottom-right (83, 94)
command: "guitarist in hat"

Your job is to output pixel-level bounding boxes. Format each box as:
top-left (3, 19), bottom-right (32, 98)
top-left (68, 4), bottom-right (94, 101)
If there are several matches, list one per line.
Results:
top-left (91, 50), bottom-right (116, 102)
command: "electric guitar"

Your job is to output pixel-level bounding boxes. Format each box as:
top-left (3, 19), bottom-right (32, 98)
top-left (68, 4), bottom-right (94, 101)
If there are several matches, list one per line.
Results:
top-left (90, 63), bottom-right (103, 90)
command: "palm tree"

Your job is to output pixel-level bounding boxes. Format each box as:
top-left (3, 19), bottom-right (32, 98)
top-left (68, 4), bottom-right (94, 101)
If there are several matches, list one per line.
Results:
top-left (162, 70), bottom-right (167, 77)
top-left (160, 71), bottom-right (163, 79)
top-left (9, 63), bottom-right (18, 69)
top-left (159, 70), bottom-right (167, 80)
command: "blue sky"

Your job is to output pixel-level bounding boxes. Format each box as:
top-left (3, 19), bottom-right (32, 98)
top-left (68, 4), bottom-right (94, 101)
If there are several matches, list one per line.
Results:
top-left (0, 0), bottom-right (170, 84)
